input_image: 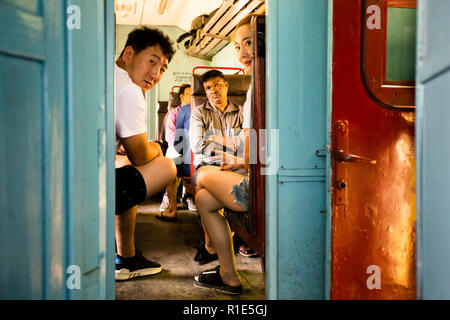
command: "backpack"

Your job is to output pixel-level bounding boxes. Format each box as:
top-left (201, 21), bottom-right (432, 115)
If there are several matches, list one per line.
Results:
top-left (177, 8), bottom-right (220, 50)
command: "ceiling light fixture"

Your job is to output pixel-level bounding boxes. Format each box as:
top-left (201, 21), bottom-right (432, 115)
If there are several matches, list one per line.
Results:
top-left (156, 0), bottom-right (169, 15)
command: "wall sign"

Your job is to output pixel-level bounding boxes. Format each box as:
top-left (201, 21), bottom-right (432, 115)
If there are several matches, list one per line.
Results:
top-left (114, 0), bottom-right (138, 18)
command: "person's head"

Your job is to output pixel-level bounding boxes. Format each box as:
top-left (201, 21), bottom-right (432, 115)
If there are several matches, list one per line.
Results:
top-left (201, 70), bottom-right (229, 109)
top-left (118, 27), bottom-right (176, 92)
top-left (179, 84), bottom-right (191, 106)
top-left (233, 14), bottom-right (257, 75)
top-left (168, 91), bottom-right (180, 110)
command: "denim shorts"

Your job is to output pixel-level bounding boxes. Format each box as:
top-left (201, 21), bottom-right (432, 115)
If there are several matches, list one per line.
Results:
top-left (230, 175), bottom-right (249, 211)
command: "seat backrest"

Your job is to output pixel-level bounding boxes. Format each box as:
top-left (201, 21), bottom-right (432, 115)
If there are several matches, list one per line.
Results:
top-left (168, 91), bottom-right (181, 109)
top-left (191, 73), bottom-right (251, 109)
top-left (189, 72), bottom-right (251, 185)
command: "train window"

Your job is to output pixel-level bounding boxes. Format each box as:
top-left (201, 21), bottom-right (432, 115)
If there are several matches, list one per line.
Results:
top-left (362, 0), bottom-right (416, 108)
top-left (385, 7), bottom-right (417, 81)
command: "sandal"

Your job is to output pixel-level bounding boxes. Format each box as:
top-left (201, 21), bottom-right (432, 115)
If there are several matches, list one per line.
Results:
top-left (194, 265), bottom-right (242, 295)
top-left (155, 211), bottom-right (177, 222)
top-left (194, 244), bottom-right (218, 265)
top-left (239, 246), bottom-right (259, 258)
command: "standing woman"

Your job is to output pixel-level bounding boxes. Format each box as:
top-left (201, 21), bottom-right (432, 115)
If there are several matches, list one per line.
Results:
top-left (193, 13), bottom-right (260, 294)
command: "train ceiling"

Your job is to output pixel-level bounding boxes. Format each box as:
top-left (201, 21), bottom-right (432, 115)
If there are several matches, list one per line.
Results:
top-left (115, 0), bottom-right (223, 31)
top-left (114, 0), bottom-right (266, 60)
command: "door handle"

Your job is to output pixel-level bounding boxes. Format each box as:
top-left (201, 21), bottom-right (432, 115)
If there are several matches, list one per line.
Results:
top-left (336, 149), bottom-right (376, 165)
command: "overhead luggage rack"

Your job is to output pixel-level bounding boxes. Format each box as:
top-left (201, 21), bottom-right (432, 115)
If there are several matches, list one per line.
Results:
top-left (185, 0), bottom-right (265, 60)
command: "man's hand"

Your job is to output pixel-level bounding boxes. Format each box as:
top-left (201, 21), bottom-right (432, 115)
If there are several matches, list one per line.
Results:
top-left (211, 149), bottom-right (245, 171)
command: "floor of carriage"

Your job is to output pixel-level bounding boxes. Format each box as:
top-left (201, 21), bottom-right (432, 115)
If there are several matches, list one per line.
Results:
top-left (115, 197), bottom-right (265, 300)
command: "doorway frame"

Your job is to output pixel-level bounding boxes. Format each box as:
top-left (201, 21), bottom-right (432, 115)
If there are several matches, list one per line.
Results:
top-left (104, 0), bottom-right (116, 300)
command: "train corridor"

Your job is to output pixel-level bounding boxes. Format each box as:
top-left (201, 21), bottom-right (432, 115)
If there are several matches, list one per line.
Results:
top-left (115, 196), bottom-right (265, 300)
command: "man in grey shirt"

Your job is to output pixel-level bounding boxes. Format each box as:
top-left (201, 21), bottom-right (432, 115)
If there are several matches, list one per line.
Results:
top-left (189, 70), bottom-right (243, 169)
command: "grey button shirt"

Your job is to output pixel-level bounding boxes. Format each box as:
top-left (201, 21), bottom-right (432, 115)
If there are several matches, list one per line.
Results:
top-left (189, 100), bottom-right (243, 167)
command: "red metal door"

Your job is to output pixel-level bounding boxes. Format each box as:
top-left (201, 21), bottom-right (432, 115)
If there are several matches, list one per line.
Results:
top-left (331, 0), bottom-right (416, 299)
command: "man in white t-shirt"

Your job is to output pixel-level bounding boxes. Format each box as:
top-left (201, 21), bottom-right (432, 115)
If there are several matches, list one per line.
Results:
top-left (114, 27), bottom-right (177, 281)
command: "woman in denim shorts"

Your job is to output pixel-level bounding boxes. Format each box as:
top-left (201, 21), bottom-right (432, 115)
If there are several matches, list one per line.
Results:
top-left (192, 13), bottom-right (260, 295)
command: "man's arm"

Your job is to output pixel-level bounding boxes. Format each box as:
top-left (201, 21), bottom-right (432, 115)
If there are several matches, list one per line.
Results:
top-left (208, 136), bottom-right (236, 150)
top-left (208, 127), bottom-right (247, 158)
top-left (121, 132), bottom-right (162, 167)
top-left (189, 106), bottom-right (214, 157)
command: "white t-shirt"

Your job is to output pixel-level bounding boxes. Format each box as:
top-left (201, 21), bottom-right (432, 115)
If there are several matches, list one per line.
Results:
top-left (115, 64), bottom-right (147, 150)
top-left (242, 84), bottom-right (252, 129)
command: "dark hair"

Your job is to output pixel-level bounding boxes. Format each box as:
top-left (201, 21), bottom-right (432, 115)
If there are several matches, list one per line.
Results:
top-left (120, 27), bottom-right (176, 62)
top-left (201, 70), bottom-right (226, 84)
top-left (179, 83), bottom-right (191, 96)
top-left (232, 13), bottom-right (262, 41)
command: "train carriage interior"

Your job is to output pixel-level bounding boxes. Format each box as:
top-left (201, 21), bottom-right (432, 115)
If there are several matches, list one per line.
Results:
top-left (114, 0), bottom-right (266, 300)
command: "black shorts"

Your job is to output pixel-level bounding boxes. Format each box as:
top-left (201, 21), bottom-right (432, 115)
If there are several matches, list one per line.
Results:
top-left (115, 165), bottom-right (147, 215)
top-left (176, 163), bottom-right (191, 178)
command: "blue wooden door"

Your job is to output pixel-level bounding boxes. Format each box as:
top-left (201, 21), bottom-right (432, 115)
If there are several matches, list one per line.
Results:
top-left (416, 0), bottom-right (450, 300)
top-left (266, 0), bottom-right (328, 299)
top-left (0, 0), bottom-right (115, 299)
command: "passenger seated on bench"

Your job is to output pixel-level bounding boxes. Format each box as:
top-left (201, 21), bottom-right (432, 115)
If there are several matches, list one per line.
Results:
top-left (189, 69), bottom-right (245, 173)
top-left (193, 14), bottom-right (258, 294)
top-left (157, 83), bottom-right (195, 220)
top-left (159, 91), bottom-right (179, 155)
top-left (174, 85), bottom-right (197, 211)
top-left (114, 27), bottom-right (177, 281)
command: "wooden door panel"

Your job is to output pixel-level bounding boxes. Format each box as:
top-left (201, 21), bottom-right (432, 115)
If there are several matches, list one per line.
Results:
top-left (0, 0), bottom-right (114, 299)
top-left (0, 55), bottom-right (44, 298)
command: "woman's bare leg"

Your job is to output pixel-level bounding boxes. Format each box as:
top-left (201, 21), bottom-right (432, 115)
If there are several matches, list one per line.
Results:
top-left (196, 166), bottom-right (222, 255)
top-left (195, 167), bottom-right (247, 286)
top-left (195, 189), bottom-right (241, 286)
top-left (196, 166), bottom-right (246, 212)
top-left (202, 220), bottom-right (216, 255)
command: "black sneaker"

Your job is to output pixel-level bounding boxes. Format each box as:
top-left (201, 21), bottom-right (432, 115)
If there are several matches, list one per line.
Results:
top-left (115, 252), bottom-right (162, 281)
